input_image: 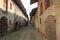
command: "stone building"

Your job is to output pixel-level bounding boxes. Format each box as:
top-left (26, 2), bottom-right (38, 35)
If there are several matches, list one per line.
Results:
top-left (30, 0), bottom-right (60, 40)
top-left (30, 8), bottom-right (38, 28)
top-left (0, 0), bottom-right (28, 34)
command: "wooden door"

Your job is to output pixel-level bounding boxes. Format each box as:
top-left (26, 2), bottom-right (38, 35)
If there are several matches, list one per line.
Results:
top-left (45, 15), bottom-right (56, 40)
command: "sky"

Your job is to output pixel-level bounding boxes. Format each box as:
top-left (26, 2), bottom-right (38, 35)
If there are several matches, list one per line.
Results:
top-left (21, 0), bottom-right (37, 19)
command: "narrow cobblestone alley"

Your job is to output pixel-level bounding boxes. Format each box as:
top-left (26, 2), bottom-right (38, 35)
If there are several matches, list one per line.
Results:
top-left (0, 25), bottom-right (46, 40)
top-left (0, 0), bottom-right (60, 40)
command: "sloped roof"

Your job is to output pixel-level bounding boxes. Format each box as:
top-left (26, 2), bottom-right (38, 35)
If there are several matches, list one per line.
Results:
top-left (30, 0), bottom-right (38, 4)
top-left (30, 8), bottom-right (37, 19)
top-left (12, 0), bottom-right (28, 19)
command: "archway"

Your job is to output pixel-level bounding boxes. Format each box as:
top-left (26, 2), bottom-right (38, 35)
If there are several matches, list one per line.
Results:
top-left (0, 16), bottom-right (8, 36)
top-left (45, 15), bottom-right (56, 40)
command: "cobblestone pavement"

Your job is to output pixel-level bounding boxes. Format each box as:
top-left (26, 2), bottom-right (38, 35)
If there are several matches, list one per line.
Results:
top-left (0, 25), bottom-right (47, 40)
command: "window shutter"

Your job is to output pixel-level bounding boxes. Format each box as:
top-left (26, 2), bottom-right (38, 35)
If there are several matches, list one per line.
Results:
top-left (10, 2), bottom-right (12, 10)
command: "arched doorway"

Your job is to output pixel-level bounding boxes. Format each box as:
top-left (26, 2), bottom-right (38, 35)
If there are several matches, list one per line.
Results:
top-left (45, 15), bottom-right (56, 40)
top-left (0, 16), bottom-right (8, 36)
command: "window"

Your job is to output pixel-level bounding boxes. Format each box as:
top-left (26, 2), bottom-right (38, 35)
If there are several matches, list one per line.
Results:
top-left (3, 0), bottom-right (8, 12)
top-left (40, 3), bottom-right (43, 16)
top-left (45, 0), bottom-right (50, 9)
top-left (4, 0), bottom-right (6, 4)
top-left (9, 20), bottom-right (11, 24)
top-left (10, 2), bottom-right (12, 10)
top-left (40, 18), bottom-right (42, 24)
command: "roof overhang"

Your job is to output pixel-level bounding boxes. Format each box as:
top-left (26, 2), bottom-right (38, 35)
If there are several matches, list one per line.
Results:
top-left (30, 8), bottom-right (37, 17)
top-left (30, 8), bottom-right (37, 19)
top-left (12, 0), bottom-right (28, 19)
top-left (30, 0), bottom-right (38, 4)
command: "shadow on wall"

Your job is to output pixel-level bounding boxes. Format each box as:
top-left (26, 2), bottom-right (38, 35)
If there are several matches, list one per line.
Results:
top-left (0, 8), bottom-right (28, 36)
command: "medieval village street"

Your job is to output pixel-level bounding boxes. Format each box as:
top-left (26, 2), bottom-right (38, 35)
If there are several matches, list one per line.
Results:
top-left (0, 0), bottom-right (60, 40)
top-left (0, 25), bottom-right (46, 40)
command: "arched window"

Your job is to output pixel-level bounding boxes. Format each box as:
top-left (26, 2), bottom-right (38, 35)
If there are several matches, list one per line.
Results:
top-left (40, 3), bottom-right (43, 16)
top-left (10, 2), bottom-right (12, 10)
top-left (40, 18), bottom-right (42, 24)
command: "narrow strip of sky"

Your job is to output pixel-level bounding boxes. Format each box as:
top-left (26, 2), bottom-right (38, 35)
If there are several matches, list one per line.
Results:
top-left (21, 0), bottom-right (37, 19)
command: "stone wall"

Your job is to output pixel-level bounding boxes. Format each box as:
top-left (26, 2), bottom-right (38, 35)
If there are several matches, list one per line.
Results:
top-left (0, 0), bottom-right (28, 32)
top-left (31, 0), bottom-right (60, 40)
top-left (55, 0), bottom-right (60, 40)
top-left (38, 0), bottom-right (60, 40)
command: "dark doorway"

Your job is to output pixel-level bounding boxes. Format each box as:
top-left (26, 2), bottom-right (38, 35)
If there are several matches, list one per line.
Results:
top-left (0, 16), bottom-right (8, 36)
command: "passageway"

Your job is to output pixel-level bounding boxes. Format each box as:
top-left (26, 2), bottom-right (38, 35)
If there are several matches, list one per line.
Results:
top-left (0, 24), bottom-right (46, 40)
